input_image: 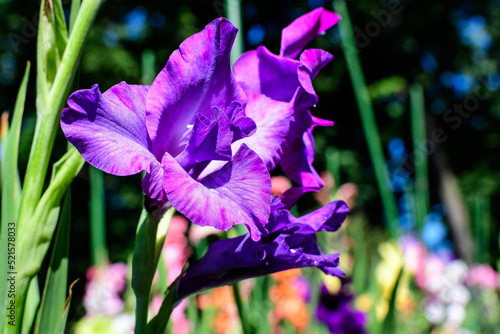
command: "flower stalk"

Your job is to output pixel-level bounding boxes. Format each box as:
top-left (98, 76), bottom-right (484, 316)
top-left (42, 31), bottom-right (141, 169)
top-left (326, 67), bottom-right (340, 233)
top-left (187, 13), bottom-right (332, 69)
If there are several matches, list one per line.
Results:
top-left (410, 83), bottom-right (430, 231)
top-left (333, 0), bottom-right (400, 238)
top-left (11, 0), bottom-right (103, 330)
top-left (18, 0), bottom-right (103, 231)
top-left (132, 206), bottom-right (174, 334)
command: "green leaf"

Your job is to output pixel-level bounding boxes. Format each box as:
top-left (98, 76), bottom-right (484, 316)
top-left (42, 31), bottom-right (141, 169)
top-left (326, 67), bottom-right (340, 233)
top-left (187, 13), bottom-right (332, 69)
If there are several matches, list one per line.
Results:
top-left (55, 279), bottom-right (79, 334)
top-left (34, 190), bottom-right (72, 334)
top-left (14, 148), bottom-right (84, 327)
top-left (410, 83), bottom-right (429, 231)
top-left (19, 0), bottom-right (103, 245)
top-left (21, 278), bottom-right (40, 334)
top-left (18, 148), bottom-right (83, 279)
top-left (37, 0), bottom-right (68, 89)
top-left (145, 284), bottom-right (178, 334)
top-left (51, 0), bottom-right (69, 53)
top-left (1, 61), bottom-right (30, 225)
top-left (0, 62), bottom-right (30, 333)
top-left (69, 0), bottom-right (82, 33)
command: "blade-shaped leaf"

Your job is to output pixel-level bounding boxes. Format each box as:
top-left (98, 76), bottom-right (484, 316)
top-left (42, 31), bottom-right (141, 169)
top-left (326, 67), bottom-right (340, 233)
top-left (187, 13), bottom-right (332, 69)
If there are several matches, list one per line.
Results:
top-left (18, 148), bottom-right (83, 279)
top-left (37, 0), bottom-right (68, 92)
top-left (21, 278), bottom-right (40, 334)
top-left (69, 0), bottom-right (81, 33)
top-left (0, 62), bottom-right (30, 333)
top-left (1, 61), bottom-right (30, 224)
top-left (15, 148), bottom-right (83, 325)
top-left (35, 190), bottom-right (71, 334)
top-left (51, 0), bottom-right (69, 53)
top-left (57, 279), bottom-right (78, 333)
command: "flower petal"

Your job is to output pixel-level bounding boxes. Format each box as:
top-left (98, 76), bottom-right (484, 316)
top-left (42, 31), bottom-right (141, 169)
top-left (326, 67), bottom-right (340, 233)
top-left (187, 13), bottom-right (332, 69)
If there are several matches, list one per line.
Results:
top-left (268, 197), bottom-right (349, 234)
top-left (61, 83), bottom-right (157, 176)
top-left (175, 107), bottom-right (233, 170)
top-left (296, 49), bottom-right (334, 107)
top-left (61, 83), bottom-right (167, 199)
top-left (280, 127), bottom-right (323, 190)
top-left (234, 46), bottom-right (301, 103)
top-left (176, 197), bottom-right (347, 300)
top-left (146, 18), bottom-right (246, 160)
top-left (280, 7), bottom-right (341, 59)
top-left (161, 144), bottom-right (271, 241)
top-left (232, 90), bottom-right (295, 170)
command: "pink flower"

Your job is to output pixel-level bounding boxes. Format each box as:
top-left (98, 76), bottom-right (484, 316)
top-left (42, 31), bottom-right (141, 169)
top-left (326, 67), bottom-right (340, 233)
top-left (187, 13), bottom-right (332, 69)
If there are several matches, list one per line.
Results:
top-left (400, 236), bottom-right (428, 276)
top-left (271, 175), bottom-right (292, 197)
top-left (416, 255), bottom-right (446, 291)
top-left (467, 264), bottom-right (499, 290)
top-left (163, 215), bottom-right (192, 285)
top-left (83, 262), bottom-right (128, 316)
top-left (188, 224), bottom-right (221, 244)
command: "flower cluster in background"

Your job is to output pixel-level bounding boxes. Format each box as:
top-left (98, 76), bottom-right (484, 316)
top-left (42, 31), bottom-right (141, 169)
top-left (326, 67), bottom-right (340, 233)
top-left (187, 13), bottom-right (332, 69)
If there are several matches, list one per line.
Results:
top-left (316, 280), bottom-right (367, 334)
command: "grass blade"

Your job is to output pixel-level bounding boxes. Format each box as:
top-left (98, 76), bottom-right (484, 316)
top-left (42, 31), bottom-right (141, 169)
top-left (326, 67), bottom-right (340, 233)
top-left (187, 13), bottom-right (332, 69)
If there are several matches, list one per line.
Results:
top-left (0, 62), bottom-right (30, 333)
top-left (21, 278), bottom-right (40, 334)
top-left (1, 61), bottom-right (30, 224)
top-left (18, 0), bottom-right (103, 240)
top-left (410, 83), bottom-right (429, 231)
top-left (34, 190), bottom-right (71, 334)
top-left (332, 0), bottom-right (399, 238)
top-left (69, 0), bottom-right (81, 33)
top-left (15, 148), bottom-right (84, 328)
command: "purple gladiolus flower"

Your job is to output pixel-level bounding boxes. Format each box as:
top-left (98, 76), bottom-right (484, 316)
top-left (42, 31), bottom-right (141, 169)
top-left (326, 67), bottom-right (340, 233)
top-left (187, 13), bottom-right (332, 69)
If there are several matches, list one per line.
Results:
top-left (176, 197), bottom-right (349, 300)
top-left (316, 283), bottom-right (367, 334)
top-left (232, 7), bottom-right (341, 207)
top-left (61, 19), bottom-right (272, 240)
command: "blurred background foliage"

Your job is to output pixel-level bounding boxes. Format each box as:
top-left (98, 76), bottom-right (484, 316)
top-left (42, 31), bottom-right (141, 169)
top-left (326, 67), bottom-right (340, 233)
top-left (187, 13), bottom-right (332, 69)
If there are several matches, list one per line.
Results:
top-left (1, 0), bottom-right (499, 331)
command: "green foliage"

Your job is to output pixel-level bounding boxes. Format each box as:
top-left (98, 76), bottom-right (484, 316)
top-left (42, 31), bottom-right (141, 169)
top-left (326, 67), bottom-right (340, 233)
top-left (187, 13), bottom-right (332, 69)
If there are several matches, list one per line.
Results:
top-left (35, 192), bottom-right (72, 334)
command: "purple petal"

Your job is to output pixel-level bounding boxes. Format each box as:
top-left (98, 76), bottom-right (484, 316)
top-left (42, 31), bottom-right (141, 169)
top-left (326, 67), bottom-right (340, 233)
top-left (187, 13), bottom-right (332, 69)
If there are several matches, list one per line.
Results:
top-left (232, 90), bottom-right (295, 170)
top-left (146, 18), bottom-right (246, 160)
top-left (281, 186), bottom-right (318, 209)
top-left (280, 127), bottom-right (324, 190)
top-left (280, 7), bottom-right (341, 59)
top-left (61, 83), bottom-right (167, 200)
top-left (175, 107), bottom-right (233, 170)
top-left (176, 197), bottom-right (347, 300)
top-left (234, 46), bottom-right (301, 103)
top-left (227, 102), bottom-right (257, 141)
top-left (268, 198), bottom-right (349, 234)
top-left (161, 144), bottom-right (271, 241)
top-left (296, 49), bottom-right (334, 108)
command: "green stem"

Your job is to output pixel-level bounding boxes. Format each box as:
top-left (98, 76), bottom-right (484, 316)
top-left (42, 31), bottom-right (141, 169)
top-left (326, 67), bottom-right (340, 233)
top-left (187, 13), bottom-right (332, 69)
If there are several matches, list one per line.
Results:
top-left (225, 0), bottom-right (243, 65)
top-left (333, 0), bottom-right (399, 238)
top-left (410, 83), bottom-right (429, 231)
top-left (18, 0), bottom-right (103, 232)
top-left (132, 206), bottom-right (174, 334)
top-left (132, 210), bottom-right (157, 334)
top-left (15, 148), bottom-right (84, 333)
top-left (145, 284), bottom-right (178, 334)
top-left (89, 166), bottom-right (108, 267)
top-left (233, 283), bottom-right (253, 334)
